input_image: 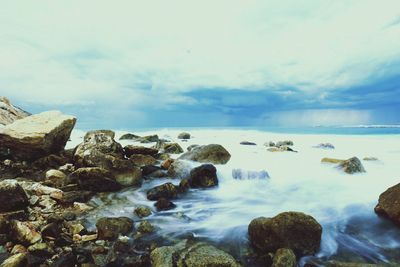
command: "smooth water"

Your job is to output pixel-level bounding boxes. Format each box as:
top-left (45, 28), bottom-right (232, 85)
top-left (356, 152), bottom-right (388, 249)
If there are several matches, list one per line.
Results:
top-left (69, 129), bottom-right (400, 265)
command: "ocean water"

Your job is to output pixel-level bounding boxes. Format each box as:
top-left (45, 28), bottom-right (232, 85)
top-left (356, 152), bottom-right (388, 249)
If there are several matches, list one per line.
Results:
top-left (67, 128), bottom-right (400, 266)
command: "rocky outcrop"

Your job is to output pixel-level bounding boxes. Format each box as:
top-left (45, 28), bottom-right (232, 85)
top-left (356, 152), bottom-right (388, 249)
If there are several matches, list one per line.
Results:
top-left (147, 183), bottom-right (178, 201)
top-left (272, 248), bottom-right (296, 267)
top-left (375, 183), bottom-right (400, 225)
top-left (96, 217), bottom-right (134, 240)
top-left (187, 164), bottom-right (218, 188)
top-left (0, 111), bottom-right (76, 161)
top-left (179, 144), bottom-right (231, 164)
top-left (0, 97), bottom-right (30, 126)
top-left (338, 157), bottom-right (365, 174)
top-left (0, 180), bottom-right (29, 212)
top-left (248, 212), bottom-right (322, 257)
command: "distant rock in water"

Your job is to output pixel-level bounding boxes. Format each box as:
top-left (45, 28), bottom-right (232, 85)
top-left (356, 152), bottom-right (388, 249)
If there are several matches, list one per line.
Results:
top-left (363, 157), bottom-right (379, 161)
top-left (314, 143), bottom-right (335, 149)
top-left (375, 183), bottom-right (400, 225)
top-left (240, 141), bottom-right (256, 145)
top-left (0, 110), bottom-right (76, 161)
top-left (0, 96), bottom-right (30, 126)
top-left (178, 132), bottom-right (191, 139)
top-left (232, 169), bottom-right (269, 180)
top-left (321, 157), bottom-right (344, 164)
top-left (248, 211), bottom-right (322, 257)
top-left (179, 144), bottom-right (231, 164)
top-left (338, 157), bottom-right (365, 174)
top-left (119, 133), bottom-right (141, 140)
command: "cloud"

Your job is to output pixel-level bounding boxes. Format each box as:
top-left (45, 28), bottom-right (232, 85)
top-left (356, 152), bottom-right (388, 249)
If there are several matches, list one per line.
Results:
top-left (0, 0), bottom-right (399, 127)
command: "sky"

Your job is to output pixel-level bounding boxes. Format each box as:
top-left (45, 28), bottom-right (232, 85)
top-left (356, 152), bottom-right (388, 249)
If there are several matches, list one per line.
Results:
top-left (0, 0), bottom-right (399, 129)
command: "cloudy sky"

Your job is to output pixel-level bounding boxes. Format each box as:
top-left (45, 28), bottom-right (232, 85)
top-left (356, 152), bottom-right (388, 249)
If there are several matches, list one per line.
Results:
top-left (1, 1), bottom-right (399, 129)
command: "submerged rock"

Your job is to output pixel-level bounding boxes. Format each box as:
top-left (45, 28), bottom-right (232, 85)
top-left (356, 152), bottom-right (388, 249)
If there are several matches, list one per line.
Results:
top-left (267, 146), bottom-right (297, 152)
top-left (139, 134), bottom-right (159, 143)
top-left (155, 198), bottom-right (176, 211)
top-left (71, 167), bottom-right (121, 192)
top-left (179, 144), bottom-right (231, 164)
top-left (147, 183), bottom-right (178, 201)
top-left (232, 169), bottom-right (269, 180)
top-left (178, 132), bottom-right (191, 140)
top-left (272, 248), bottom-right (296, 267)
top-left (240, 141), bottom-right (256, 146)
top-left (134, 206), bottom-right (152, 218)
top-left (0, 111), bottom-right (76, 161)
top-left (315, 143), bottom-right (335, 149)
top-left (0, 97), bottom-right (30, 126)
top-left (119, 133), bottom-right (141, 140)
top-left (375, 183), bottom-right (400, 225)
top-left (248, 211), bottom-right (322, 257)
top-left (124, 145), bottom-right (159, 157)
top-left (0, 180), bottom-right (29, 212)
top-left (338, 157), bottom-right (366, 174)
top-left (187, 164), bottom-right (218, 188)
top-left (96, 217), bottom-right (134, 240)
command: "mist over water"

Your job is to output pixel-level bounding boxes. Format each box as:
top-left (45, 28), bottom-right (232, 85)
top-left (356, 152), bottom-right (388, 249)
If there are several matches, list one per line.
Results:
top-left (68, 129), bottom-right (400, 265)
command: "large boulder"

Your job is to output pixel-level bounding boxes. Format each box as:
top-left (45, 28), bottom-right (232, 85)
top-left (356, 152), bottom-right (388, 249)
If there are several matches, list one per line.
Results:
top-left (70, 167), bottom-right (121, 192)
top-left (187, 164), bottom-right (218, 188)
top-left (0, 180), bottom-right (29, 212)
top-left (147, 183), bottom-right (178, 201)
top-left (179, 144), bottom-right (231, 164)
top-left (375, 183), bottom-right (400, 225)
top-left (0, 97), bottom-right (30, 126)
top-left (130, 154), bottom-right (157, 167)
top-left (338, 157), bottom-right (366, 174)
top-left (248, 212), bottom-right (322, 257)
top-left (96, 217), bottom-right (134, 240)
top-left (0, 111), bottom-right (76, 160)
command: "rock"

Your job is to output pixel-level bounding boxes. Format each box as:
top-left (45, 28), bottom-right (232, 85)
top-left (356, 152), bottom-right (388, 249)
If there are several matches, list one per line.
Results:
top-left (338, 157), bottom-right (366, 174)
top-left (119, 133), bottom-right (140, 140)
top-left (240, 141), bottom-right (256, 145)
top-left (266, 141), bottom-right (275, 147)
top-left (155, 198), bottom-right (176, 211)
top-left (177, 132), bottom-right (191, 140)
top-left (96, 217), bottom-right (134, 241)
top-left (45, 169), bottom-right (66, 180)
top-left (0, 97), bottom-right (30, 126)
top-left (0, 252), bottom-right (27, 267)
top-left (315, 143), bottom-right (335, 149)
top-left (141, 165), bottom-right (163, 176)
top-left (114, 166), bottom-right (142, 187)
top-left (162, 143), bottom-right (184, 154)
top-left (272, 248), bottom-right (296, 267)
top-left (276, 140), bottom-right (293, 147)
top-left (363, 157), bottom-right (379, 161)
top-left (134, 206), bottom-right (152, 218)
top-left (188, 164), bottom-right (218, 188)
top-left (58, 190), bottom-right (93, 204)
top-left (0, 180), bottom-right (29, 212)
top-left (137, 220), bottom-right (154, 233)
top-left (232, 169), bottom-right (270, 180)
top-left (167, 160), bottom-right (192, 179)
top-left (267, 146), bottom-right (297, 152)
top-left (161, 159), bottom-right (174, 170)
top-left (179, 144), bottom-right (231, 164)
top-left (324, 261), bottom-right (379, 267)
top-left (187, 144), bottom-right (199, 151)
top-left (0, 111), bottom-right (76, 161)
top-left (10, 220), bottom-right (42, 245)
top-left (321, 158), bottom-right (344, 164)
top-left (71, 167), bottom-right (121, 192)
top-left (44, 169), bottom-right (68, 187)
top-left (375, 183), bottom-right (400, 225)
top-left (248, 212), bottom-right (322, 257)
top-left (139, 135), bottom-right (159, 143)
top-left (27, 242), bottom-right (54, 257)
top-left (130, 154), bottom-right (157, 166)
top-left (147, 183), bottom-right (178, 201)
top-left (124, 145), bottom-right (159, 157)
top-left (10, 244), bottom-right (26, 255)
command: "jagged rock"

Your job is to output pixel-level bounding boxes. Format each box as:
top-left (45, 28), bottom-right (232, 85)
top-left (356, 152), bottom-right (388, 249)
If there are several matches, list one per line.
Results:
top-left (0, 180), bottom-right (29, 212)
top-left (71, 167), bottom-right (121, 192)
top-left (272, 248), bottom-right (296, 267)
top-left (178, 132), bottom-right (191, 140)
top-left (338, 157), bottom-right (366, 174)
top-left (155, 198), bottom-right (176, 211)
top-left (119, 133), bottom-right (140, 140)
top-left (0, 111), bottom-right (76, 161)
top-left (96, 217), bottom-right (134, 241)
top-left (179, 144), bottom-right (231, 164)
top-left (134, 206), bottom-right (152, 218)
top-left (0, 97), bottom-right (30, 126)
top-left (124, 145), bottom-right (159, 157)
top-left (147, 183), bottom-right (178, 201)
top-left (375, 183), bottom-right (400, 225)
top-left (248, 212), bottom-right (322, 257)
top-left (141, 165), bottom-right (163, 176)
top-left (0, 252), bottom-right (27, 267)
top-left (240, 141), bottom-right (256, 145)
top-left (10, 220), bottom-right (42, 245)
top-left (167, 160), bottom-right (192, 179)
top-left (130, 154), bottom-right (157, 167)
top-left (187, 164), bottom-right (218, 188)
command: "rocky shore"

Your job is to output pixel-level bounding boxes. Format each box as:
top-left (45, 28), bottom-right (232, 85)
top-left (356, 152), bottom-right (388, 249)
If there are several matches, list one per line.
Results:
top-left (0, 101), bottom-right (399, 267)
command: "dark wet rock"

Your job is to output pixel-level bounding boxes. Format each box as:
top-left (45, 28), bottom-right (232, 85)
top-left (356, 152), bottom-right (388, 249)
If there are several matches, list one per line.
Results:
top-left (51, 251), bottom-right (77, 267)
top-left (167, 160), bottom-right (192, 179)
top-left (240, 141), bottom-right (256, 146)
top-left (0, 180), bottom-right (29, 212)
top-left (137, 220), bottom-right (154, 234)
top-left (27, 242), bottom-right (54, 257)
top-left (41, 222), bottom-right (62, 240)
top-left (248, 211), bottom-right (322, 257)
top-left (163, 143), bottom-right (184, 154)
top-left (187, 144), bottom-right (199, 151)
top-left (0, 111), bottom-right (76, 161)
top-left (124, 145), bottom-right (159, 157)
top-left (119, 133), bottom-right (141, 140)
top-left (147, 183), bottom-right (178, 201)
top-left (10, 220), bottom-right (42, 245)
top-left (188, 164), bottom-right (218, 188)
top-left (71, 167), bottom-right (121, 192)
top-left (375, 183), bottom-right (400, 225)
top-left (179, 144), bottom-right (231, 164)
top-left (58, 190), bottom-right (94, 204)
top-left (134, 206), bottom-right (152, 218)
top-left (314, 143), bottom-right (335, 149)
top-left (130, 154), bottom-right (157, 167)
top-left (0, 252), bottom-right (27, 267)
top-left (338, 157), bottom-right (366, 174)
top-left (272, 248), bottom-right (296, 267)
top-left (178, 179), bottom-right (190, 194)
top-left (0, 97), bottom-right (30, 126)
top-left (139, 135), bottom-right (159, 143)
top-left (96, 217), bottom-right (134, 240)
top-left (232, 169), bottom-right (270, 180)
top-left (178, 132), bottom-right (191, 140)
top-left (141, 165), bottom-right (163, 176)
top-left (155, 198), bottom-right (176, 211)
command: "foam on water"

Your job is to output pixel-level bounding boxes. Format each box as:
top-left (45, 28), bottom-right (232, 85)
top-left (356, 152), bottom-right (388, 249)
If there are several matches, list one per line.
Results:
top-left (69, 129), bottom-right (400, 264)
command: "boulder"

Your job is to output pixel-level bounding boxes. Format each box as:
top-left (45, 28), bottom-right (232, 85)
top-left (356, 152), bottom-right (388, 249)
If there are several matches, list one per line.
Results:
top-left (0, 252), bottom-right (27, 267)
top-left (338, 157), bottom-right (365, 174)
top-left (248, 212), bottom-right (322, 257)
top-left (167, 160), bottom-right (192, 179)
top-left (187, 144), bottom-right (199, 151)
top-left (240, 141), bottom-right (256, 146)
top-left (139, 135), bottom-right (159, 143)
top-left (155, 198), bottom-right (176, 211)
top-left (188, 164), bottom-right (218, 188)
top-left (10, 220), bottom-right (42, 245)
top-left (71, 167), bottom-right (121, 192)
top-left (0, 111), bottom-right (76, 161)
top-left (375, 183), bottom-right (400, 225)
top-left (137, 220), bottom-right (154, 234)
top-left (96, 217), bottom-right (134, 240)
top-left (162, 143), bottom-right (184, 154)
top-left (124, 145), bottom-right (159, 157)
top-left (272, 248), bottom-right (296, 267)
top-left (134, 206), bottom-right (152, 218)
top-left (0, 97), bottom-right (30, 126)
top-left (177, 132), bottom-right (191, 140)
top-left (179, 144), bottom-right (231, 164)
top-left (147, 183), bottom-right (178, 201)
top-left (114, 166), bottom-right (142, 187)
top-left (119, 133), bottom-right (140, 140)
top-left (130, 154), bottom-right (157, 166)
top-left (0, 180), bottom-right (29, 212)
